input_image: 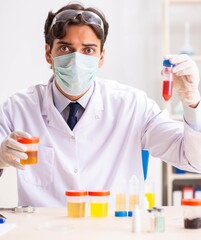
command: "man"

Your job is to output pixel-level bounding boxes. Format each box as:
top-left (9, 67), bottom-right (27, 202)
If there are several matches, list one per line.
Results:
top-left (0, 3), bottom-right (201, 206)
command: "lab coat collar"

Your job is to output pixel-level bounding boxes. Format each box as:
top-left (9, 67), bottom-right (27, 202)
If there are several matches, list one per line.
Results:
top-left (42, 77), bottom-right (104, 133)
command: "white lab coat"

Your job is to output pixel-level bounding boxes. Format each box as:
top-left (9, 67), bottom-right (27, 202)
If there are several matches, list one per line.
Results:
top-left (0, 77), bottom-right (201, 207)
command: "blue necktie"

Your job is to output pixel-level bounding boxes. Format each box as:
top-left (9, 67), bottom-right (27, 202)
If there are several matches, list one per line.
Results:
top-left (67, 102), bottom-right (80, 130)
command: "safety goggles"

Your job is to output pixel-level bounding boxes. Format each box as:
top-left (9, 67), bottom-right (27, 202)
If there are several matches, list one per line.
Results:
top-left (50, 9), bottom-right (104, 33)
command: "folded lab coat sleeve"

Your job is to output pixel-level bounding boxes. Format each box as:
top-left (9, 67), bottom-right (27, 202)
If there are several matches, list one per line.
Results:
top-left (141, 96), bottom-right (201, 173)
top-left (183, 101), bottom-right (201, 132)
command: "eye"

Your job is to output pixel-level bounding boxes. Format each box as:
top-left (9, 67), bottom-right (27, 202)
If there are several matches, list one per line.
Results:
top-left (59, 45), bottom-right (72, 53)
top-left (84, 47), bottom-right (95, 55)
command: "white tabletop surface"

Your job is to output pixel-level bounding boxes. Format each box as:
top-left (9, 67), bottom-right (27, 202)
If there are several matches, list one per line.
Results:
top-left (0, 206), bottom-right (201, 240)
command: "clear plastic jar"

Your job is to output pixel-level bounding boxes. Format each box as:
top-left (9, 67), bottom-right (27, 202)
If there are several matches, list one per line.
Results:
top-left (88, 191), bottom-right (110, 217)
top-left (181, 199), bottom-right (201, 229)
top-left (17, 137), bottom-right (39, 165)
top-left (65, 190), bottom-right (87, 218)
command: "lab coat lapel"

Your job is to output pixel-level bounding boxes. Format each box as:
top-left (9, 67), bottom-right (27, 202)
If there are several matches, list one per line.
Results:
top-left (73, 80), bottom-right (104, 131)
top-left (41, 79), bottom-right (71, 132)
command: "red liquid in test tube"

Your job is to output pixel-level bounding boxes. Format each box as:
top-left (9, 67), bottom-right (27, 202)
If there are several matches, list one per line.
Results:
top-left (162, 80), bottom-right (173, 101)
top-left (162, 60), bottom-right (174, 101)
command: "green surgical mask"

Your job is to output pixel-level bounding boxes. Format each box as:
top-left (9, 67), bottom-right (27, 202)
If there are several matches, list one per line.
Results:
top-left (53, 52), bottom-right (99, 96)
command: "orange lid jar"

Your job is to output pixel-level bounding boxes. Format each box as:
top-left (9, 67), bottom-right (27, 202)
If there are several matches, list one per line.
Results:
top-left (17, 137), bottom-right (39, 165)
top-left (65, 190), bottom-right (87, 218)
top-left (181, 199), bottom-right (201, 229)
top-left (88, 190), bottom-right (110, 217)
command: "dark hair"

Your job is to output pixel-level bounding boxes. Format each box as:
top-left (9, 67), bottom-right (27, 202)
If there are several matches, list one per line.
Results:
top-left (44, 2), bottom-right (109, 52)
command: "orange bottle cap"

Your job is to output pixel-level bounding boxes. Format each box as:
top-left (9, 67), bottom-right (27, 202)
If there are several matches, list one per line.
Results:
top-left (181, 199), bottom-right (201, 206)
top-left (88, 190), bottom-right (110, 196)
top-left (65, 190), bottom-right (87, 196)
top-left (17, 137), bottom-right (39, 144)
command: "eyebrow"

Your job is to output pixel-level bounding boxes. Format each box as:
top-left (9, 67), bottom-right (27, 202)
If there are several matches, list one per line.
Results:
top-left (57, 41), bottom-right (98, 48)
top-left (82, 43), bottom-right (98, 48)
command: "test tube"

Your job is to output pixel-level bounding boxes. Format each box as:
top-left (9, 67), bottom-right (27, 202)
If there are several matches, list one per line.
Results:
top-left (162, 59), bottom-right (175, 101)
top-left (128, 175), bottom-right (139, 216)
top-left (115, 177), bottom-right (127, 217)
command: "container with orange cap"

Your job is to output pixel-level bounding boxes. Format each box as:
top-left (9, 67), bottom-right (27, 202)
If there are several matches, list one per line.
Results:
top-left (181, 199), bottom-right (201, 229)
top-left (88, 190), bottom-right (110, 217)
top-left (17, 137), bottom-right (40, 165)
top-left (65, 190), bottom-right (87, 217)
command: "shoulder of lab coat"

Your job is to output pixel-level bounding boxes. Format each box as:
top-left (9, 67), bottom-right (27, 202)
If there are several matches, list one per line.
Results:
top-left (94, 77), bottom-right (156, 113)
top-left (0, 79), bottom-right (52, 138)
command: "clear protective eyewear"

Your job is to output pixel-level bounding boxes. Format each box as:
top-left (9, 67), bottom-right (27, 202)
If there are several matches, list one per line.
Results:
top-left (50, 9), bottom-right (104, 33)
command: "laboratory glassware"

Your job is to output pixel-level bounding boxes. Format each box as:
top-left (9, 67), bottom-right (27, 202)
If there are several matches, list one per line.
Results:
top-left (115, 177), bottom-right (127, 217)
top-left (17, 137), bottom-right (39, 165)
top-left (65, 190), bottom-right (87, 217)
top-left (162, 59), bottom-right (175, 101)
top-left (181, 199), bottom-right (201, 229)
top-left (88, 190), bottom-right (110, 217)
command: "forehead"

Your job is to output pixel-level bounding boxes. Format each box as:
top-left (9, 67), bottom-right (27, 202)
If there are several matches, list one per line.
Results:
top-left (54, 25), bottom-right (101, 45)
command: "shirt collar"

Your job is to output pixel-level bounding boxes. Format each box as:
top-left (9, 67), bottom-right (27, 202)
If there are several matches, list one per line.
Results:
top-left (52, 80), bottom-right (94, 113)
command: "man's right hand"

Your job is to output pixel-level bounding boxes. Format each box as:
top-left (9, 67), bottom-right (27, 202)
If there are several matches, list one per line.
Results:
top-left (0, 131), bottom-right (31, 170)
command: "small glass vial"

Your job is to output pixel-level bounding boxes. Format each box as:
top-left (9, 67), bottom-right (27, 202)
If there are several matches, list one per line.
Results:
top-left (181, 199), bottom-right (201, 229)
top-left (17, 137), bottom-right (39, 165)
top-left (65, 190), bottom-right (87, 218)
top-left (155, 208), bottom-right (165, 232)
top-left (162, 59), bottom-right (175, 101)
top-left (147, 209), bottom-right (156, 232)
top-left (88, 190), bottom-right (110, 217)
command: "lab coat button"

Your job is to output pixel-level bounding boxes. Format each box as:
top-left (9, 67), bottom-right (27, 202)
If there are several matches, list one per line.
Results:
top-left (95, 115), bottom-right (100, 119)
top-left (74, 169), bottom-right (78, 173)
top-left (71, 136), bottom-right (75, 140)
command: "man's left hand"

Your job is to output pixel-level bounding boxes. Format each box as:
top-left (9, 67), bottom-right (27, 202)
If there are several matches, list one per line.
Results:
top-left (165, 54), bottom-right (200, 108)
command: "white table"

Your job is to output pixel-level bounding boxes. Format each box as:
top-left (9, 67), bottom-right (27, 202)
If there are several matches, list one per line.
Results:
top-left (1, 207), bottom-right (201, 240)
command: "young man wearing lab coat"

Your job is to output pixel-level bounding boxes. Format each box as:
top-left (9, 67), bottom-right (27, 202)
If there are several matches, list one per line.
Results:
top-left (0, 3), bottom-right (201, 206)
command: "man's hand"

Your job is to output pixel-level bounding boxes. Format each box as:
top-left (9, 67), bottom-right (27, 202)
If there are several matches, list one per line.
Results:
top-left (165, 54), bottom-right (200, 107)
top-left (0, 131), bottom-right (31, 169)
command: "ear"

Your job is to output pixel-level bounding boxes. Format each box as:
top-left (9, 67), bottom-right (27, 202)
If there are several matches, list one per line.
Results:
top-left (45, 44), bottom-right (53, 64)
top-left (98, 49), bottom-right (105, 68)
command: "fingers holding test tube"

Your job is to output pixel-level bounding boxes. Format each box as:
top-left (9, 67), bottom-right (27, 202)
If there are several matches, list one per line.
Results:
top-left (163, 54), bottom-right (200, 107)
